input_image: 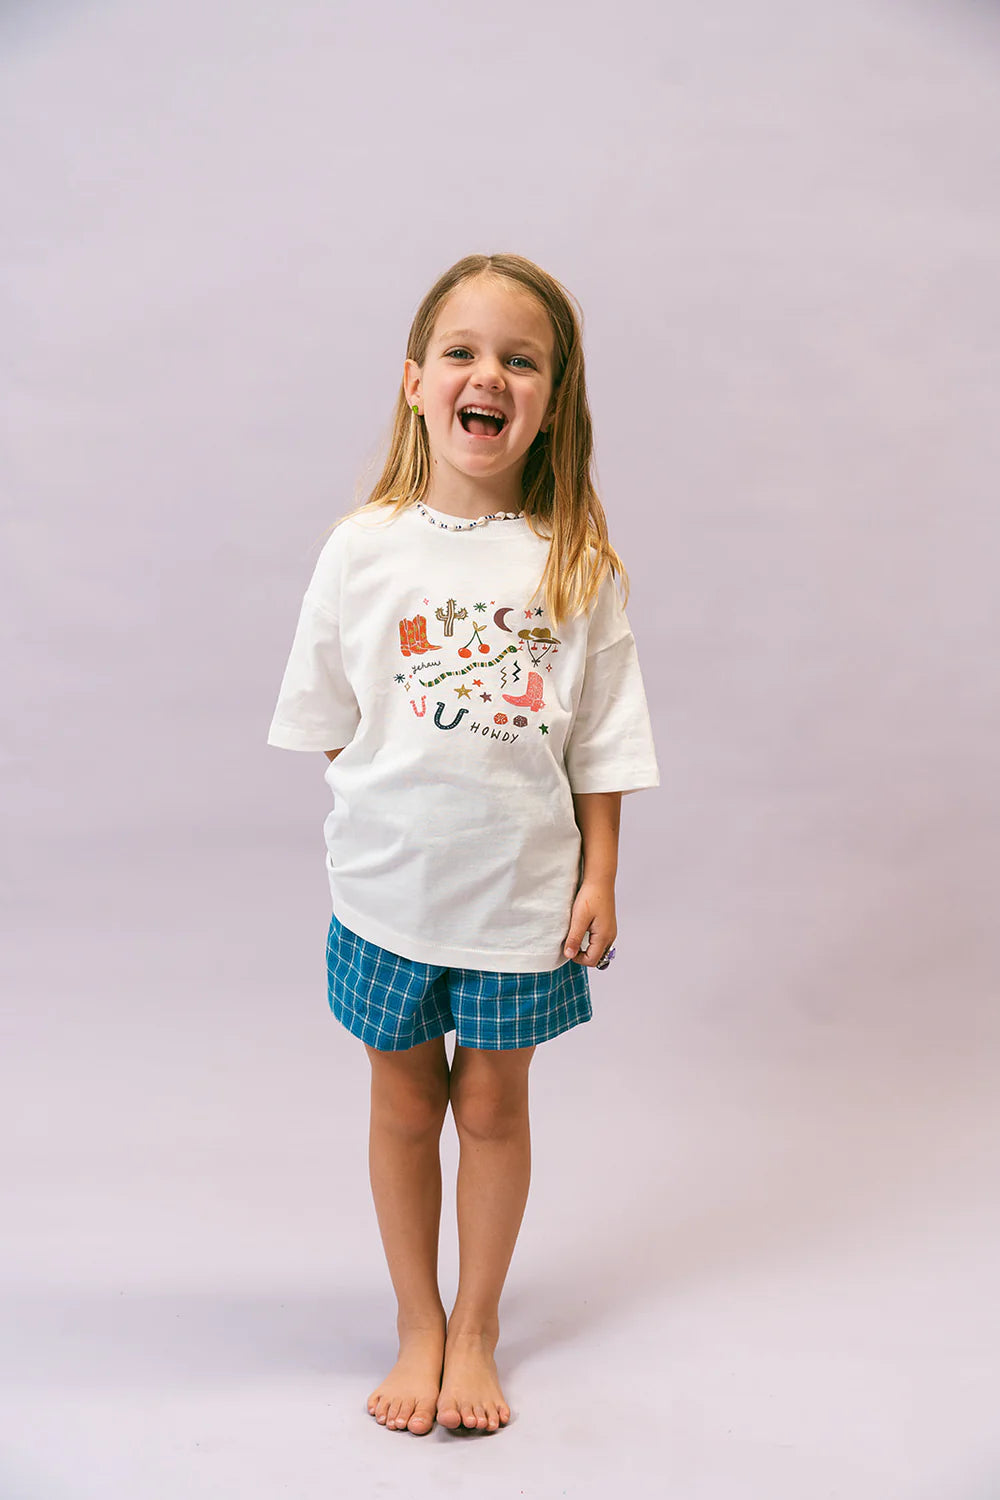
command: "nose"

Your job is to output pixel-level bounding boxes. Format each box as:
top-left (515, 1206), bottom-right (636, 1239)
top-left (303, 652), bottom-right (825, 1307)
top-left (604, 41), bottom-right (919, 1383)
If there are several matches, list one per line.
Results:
top-left (472, 357), bottom-right (505, 391)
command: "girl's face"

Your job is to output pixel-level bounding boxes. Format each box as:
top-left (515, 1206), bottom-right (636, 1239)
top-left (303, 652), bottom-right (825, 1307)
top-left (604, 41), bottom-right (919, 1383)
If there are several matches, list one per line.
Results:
top-left (405, 278), bottom-right (557, 492)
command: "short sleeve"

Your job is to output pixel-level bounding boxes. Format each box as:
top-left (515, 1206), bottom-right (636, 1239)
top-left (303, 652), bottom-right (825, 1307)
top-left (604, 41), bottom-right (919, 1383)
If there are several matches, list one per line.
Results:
top-left (585, 566), bottom-right (632, 657)
top-left (564, 629), bottom-right (660, 795)
top-left (266, 594), bottom-right (361, 753)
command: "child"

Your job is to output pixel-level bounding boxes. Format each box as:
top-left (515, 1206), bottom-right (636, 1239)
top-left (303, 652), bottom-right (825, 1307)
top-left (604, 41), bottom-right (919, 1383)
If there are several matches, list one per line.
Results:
top-left (266, 252), bottom-right (660, 1436)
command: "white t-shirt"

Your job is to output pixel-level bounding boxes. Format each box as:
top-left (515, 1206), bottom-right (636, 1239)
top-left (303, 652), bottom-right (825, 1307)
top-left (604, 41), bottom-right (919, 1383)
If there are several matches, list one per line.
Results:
top-left (267, 501), bottom-right (660, 972)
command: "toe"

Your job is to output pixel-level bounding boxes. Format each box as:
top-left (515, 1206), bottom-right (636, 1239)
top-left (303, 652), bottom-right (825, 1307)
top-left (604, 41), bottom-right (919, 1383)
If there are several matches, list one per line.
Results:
top-left (473, 1403), bottom-right (488, 1429)
top-left (485, 1402), bottom-right (499, 1431)
top-left (408, 1402), bottom-right (436, 1434)
top-left (460, 1402), bottom-right (477, 1428)
top-left (386, 1398), bottom-right (403, 1428)
top-left (437, 1400), bottom-right (461, 1430)
top-left (393, 1397), bottom-right (415, 1430)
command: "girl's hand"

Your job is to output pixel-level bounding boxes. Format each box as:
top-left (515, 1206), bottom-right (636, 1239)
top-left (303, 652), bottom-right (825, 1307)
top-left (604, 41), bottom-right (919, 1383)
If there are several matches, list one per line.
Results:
top-left (563, 879), bottom-right (617, 966)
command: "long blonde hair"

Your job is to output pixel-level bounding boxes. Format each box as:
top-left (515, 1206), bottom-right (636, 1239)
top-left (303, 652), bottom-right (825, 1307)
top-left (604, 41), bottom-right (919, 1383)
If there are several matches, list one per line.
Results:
top-left (326, 252), bottom-right (630, 628)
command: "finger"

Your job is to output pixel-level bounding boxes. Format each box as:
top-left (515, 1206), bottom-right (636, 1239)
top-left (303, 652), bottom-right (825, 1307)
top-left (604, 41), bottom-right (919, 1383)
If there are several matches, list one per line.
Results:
top-left (581, 931), bottom-right (616, 967)
top-left (564, 924), bottom-right (592, 960)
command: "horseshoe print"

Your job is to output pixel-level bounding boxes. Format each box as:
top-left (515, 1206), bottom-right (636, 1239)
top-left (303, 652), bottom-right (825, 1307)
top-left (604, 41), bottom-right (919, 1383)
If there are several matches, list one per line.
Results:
top-left (433, 702), bottom-right (469, 730)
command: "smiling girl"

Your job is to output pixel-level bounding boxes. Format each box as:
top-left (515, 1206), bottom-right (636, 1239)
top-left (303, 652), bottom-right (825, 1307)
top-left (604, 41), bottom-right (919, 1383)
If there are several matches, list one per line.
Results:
top-left (267, 252), bottom-right (660, 1435)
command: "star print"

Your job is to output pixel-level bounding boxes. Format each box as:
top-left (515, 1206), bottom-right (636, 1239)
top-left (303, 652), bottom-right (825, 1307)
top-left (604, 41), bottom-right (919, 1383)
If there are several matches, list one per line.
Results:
top-left (480, 692), bottom-right (491, 701)
top-left (455, 683), bottom-right (472, 698)
top-left (534, 607), bottom-right (543, 616)
top-left (474, 602), bottom-right (486, 612)
top-left (394, 673), bottom-right (405, 684)
top-left (524, 609), bottom-right (534, 619)
top-left (472, 679), bottom-right (483, 687)
top-left (423, 598), bottom-right (430, 605)
top-left (539, 723), bottom-right (549, 734)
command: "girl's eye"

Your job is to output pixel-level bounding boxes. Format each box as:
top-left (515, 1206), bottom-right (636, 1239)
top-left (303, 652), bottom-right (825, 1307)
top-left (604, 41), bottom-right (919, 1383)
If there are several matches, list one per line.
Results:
top-left (444, 349), bottom-right (534, 369)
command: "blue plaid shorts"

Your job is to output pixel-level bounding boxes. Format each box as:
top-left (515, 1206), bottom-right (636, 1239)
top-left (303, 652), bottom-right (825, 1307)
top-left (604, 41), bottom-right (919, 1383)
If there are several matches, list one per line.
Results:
top-left (325, 908), bottom-right (592, 1052)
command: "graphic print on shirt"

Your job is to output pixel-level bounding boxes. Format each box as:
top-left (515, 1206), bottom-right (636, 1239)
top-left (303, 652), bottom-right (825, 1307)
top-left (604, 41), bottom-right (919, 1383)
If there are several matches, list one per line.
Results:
top-left (435, 598), bottom-right (466, 637)
top-left (395, 594), bottom-right (561, 749)
top-left (398, 614), bottom-right (441, 656)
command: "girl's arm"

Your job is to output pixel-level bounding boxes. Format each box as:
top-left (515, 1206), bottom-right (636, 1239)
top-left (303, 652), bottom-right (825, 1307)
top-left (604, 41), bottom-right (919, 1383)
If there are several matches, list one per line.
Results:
top-left (571, 790), bottom-right (621, 882)
top-left (564, 791), bottom-right (621, 964)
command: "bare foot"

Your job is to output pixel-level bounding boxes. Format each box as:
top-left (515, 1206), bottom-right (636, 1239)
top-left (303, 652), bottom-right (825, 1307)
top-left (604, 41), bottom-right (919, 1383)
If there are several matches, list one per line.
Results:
top-left (367, 1320), bottom-right (446, 1435)
top-left (437, 1324), bottom-right (511, 1433)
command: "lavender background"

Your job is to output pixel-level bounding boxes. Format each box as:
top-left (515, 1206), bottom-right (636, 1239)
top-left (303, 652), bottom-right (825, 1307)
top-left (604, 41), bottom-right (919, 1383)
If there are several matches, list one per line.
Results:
top-left (3, 0), bottom-right (998, 1495)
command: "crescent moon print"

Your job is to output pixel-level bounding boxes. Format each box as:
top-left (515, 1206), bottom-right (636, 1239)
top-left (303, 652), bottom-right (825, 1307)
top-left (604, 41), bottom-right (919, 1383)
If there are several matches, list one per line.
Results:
top-left (493, 606), bottom-right (515, 632)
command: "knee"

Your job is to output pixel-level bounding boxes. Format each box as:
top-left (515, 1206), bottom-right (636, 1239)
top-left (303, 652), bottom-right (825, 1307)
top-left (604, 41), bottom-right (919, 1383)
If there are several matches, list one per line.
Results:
top-left (371, 1066), bottom-right (449, 1140)
top-left (450, 1077), bottom-right (527, 1143)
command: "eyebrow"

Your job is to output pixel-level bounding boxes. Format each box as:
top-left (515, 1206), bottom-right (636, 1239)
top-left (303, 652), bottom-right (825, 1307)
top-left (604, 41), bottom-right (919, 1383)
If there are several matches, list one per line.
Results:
top-left (436, 328), bottom-right (547, 357)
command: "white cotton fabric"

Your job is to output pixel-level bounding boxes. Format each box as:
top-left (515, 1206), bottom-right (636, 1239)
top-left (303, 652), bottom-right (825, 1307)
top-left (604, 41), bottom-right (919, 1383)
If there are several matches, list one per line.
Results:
top-left (267, 501), bottom-right (660, 972)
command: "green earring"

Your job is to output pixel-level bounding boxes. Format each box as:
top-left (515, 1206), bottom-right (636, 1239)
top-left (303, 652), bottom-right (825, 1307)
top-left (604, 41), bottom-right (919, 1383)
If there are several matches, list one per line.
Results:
top-left (412, 403), bottom-right (419, 415)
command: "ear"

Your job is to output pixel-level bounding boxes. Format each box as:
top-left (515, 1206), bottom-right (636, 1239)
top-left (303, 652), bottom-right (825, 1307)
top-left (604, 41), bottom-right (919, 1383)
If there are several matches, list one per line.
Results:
top-left (403, 357), bottom-right (421, 409)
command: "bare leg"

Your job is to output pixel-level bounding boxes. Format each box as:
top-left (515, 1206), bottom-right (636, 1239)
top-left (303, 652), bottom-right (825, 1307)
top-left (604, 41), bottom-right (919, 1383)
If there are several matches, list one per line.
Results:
top-left (364, 1035), bottom-right (450, 1435)
top-left (437, 1043), bottom-right (536, 1432)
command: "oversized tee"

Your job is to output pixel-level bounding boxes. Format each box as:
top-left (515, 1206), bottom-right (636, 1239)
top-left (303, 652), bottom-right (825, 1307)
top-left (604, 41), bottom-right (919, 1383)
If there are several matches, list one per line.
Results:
top-left (266, 500), bottom-right (660, 972)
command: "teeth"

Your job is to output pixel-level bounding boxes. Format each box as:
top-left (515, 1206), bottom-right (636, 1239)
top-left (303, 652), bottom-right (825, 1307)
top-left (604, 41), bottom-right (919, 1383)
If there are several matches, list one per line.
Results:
top-left (461, 405), bottom-right (506, 422)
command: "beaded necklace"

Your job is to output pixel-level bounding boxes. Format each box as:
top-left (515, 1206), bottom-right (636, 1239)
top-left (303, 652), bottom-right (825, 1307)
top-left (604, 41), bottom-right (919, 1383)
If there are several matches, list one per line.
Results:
top-left (415, 499), bottom-right (524, 532)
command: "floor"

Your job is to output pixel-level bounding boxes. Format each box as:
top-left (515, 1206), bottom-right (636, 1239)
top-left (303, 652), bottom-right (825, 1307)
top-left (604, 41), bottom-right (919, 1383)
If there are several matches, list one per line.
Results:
top-left (3, 868), bottom-right (998, 1500)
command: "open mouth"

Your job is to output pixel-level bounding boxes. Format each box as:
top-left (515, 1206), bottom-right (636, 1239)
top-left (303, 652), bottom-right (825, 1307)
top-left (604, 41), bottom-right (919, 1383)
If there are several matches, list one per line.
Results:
top-left (458, 406), bottom-right (508, 438)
